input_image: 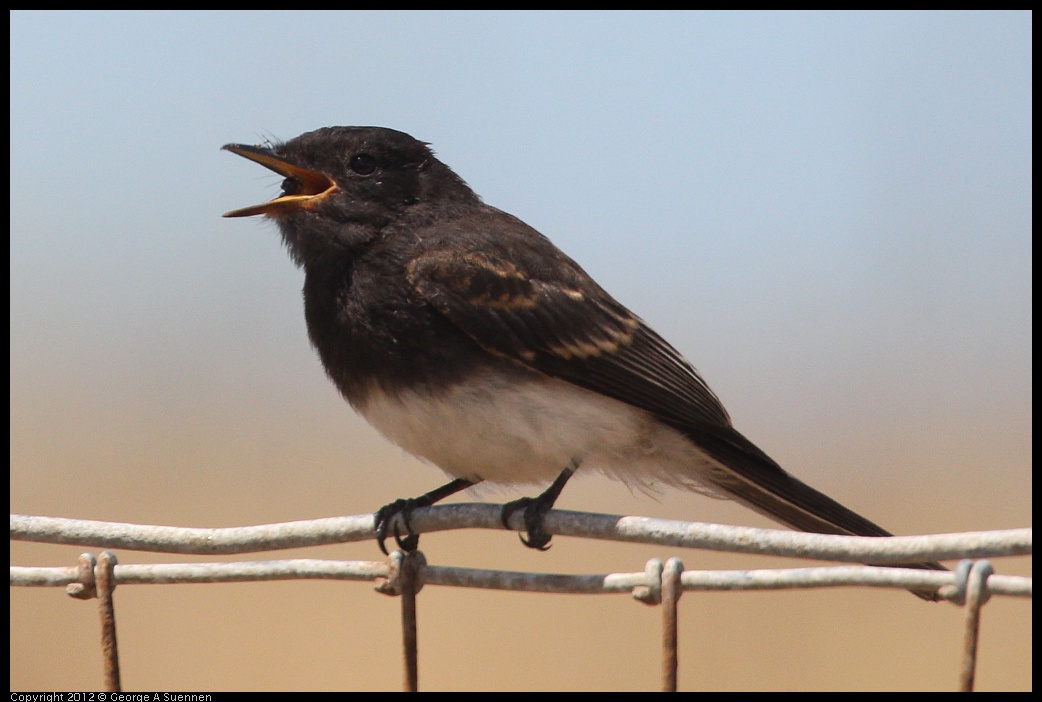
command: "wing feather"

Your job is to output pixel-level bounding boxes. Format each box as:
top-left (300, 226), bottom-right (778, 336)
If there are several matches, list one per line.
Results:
top-left (407, 244), bottom-right (949, 587)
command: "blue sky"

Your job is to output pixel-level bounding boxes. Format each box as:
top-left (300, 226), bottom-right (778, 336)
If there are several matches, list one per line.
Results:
top-left (12, 11), bottom-right (1031, 467)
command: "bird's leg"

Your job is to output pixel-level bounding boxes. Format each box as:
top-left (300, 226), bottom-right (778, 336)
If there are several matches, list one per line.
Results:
top-left (500, 463), bottom-right (577, 550)
top-left (375, 477), bottom-right (476, 555)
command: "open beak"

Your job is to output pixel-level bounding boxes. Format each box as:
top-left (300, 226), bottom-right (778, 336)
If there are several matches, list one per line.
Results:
top-left (222, 144), bottom-right (337, 218)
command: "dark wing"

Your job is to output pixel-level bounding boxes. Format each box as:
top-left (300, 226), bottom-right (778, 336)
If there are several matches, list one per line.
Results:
top-left (407, 246), bottom-right (937, 546)
top-left (408, 246), bottom-right (731, 430)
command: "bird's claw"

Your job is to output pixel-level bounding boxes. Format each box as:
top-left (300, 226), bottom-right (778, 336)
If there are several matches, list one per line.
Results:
top-left (374, 499), bottom-right (421, 555)
top-left (393, 522), bottom-right (421, 553)
top-left (501, 497), bottom-right (553, 551)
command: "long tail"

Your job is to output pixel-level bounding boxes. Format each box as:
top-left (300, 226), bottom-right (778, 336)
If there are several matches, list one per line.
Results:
top-left (688, 424), bottom-right (947, 601)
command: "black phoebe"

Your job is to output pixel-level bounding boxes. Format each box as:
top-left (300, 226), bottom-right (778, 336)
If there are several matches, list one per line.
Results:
top-left (223, 126), bottom-right (944, 599)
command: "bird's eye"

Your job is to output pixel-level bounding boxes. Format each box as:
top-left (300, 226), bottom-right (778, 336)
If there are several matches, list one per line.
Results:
top-left (281, 176), bottom-right (303, 195)
top-left (349, 154), bottom-right (377, 176)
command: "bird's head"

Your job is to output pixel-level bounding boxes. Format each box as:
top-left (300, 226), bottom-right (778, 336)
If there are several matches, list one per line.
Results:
top-left (223, 126), bottom-right (473, 265)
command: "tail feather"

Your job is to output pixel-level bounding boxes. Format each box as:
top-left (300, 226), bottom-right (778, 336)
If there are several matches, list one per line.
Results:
top-left (688, 425), bottom-right (947, 601)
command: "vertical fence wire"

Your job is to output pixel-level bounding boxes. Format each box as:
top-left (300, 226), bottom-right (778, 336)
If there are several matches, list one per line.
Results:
top-left (10, 513), bottom-right (1032, 692)
top-left (958, 559), bottom-right (995, 693)
top-left (29, 552), bottom-right (1018, 692)
top-left (95, 551), bottom-right (122, 693)
top-left (661, 557), bottom-right (684, 692)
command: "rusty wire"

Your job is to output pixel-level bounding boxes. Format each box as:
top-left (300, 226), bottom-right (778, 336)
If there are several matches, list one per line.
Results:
top-left (10, 511), bottom-right (1032, 691)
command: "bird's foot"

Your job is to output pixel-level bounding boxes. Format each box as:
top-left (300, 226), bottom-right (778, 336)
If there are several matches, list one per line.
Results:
top-left (374, 499), bottom-right (422, 555)
top-left (500, 496), bottom-right (555, 550)
top-left (500, 465), bottom-right (576, 550)
top-left (373, 477), bottom-right (477, 555)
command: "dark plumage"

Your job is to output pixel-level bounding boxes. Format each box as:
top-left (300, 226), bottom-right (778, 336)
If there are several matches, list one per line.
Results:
top-left (223, 126), bottom-right (945, 599)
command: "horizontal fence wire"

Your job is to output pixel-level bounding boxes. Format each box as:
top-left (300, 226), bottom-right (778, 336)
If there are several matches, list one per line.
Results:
top-left (10, 508), bottom-right (1033, 691)
top-left (8, 555), bottom-right (1034, 598)
top-left (10, 509), bottom-right (1032, 596)
top-left (10, 506), bottom-right (1033, 562)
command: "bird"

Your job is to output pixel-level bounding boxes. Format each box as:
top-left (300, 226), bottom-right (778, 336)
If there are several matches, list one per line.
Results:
top-left (222, 126), bottom-right (945, 600)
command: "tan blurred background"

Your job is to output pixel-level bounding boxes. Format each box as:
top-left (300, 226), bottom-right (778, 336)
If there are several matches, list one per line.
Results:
top-left (11, 11), bottom-right (1031, 691)
top-left (10, 405), bottom-right (1032, 691)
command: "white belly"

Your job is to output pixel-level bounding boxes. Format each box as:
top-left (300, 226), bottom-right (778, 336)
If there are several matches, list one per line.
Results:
top-left (356, 369), bottom-right (724, 494)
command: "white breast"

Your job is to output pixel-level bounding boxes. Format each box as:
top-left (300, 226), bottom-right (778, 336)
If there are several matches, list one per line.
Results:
top-left (355, 369), bottom-right (725, 494)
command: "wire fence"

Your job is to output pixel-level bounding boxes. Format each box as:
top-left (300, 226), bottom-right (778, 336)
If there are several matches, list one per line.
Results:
top-left (10, 507), bottom-right (1033, 692)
